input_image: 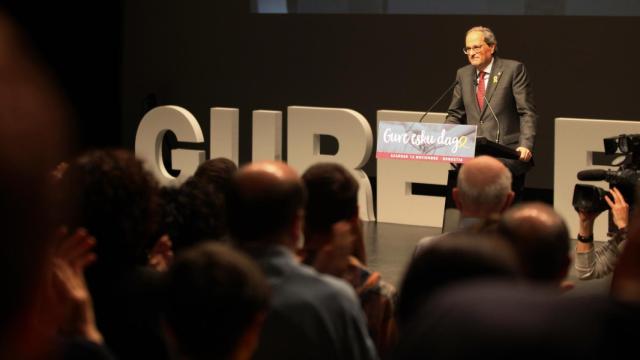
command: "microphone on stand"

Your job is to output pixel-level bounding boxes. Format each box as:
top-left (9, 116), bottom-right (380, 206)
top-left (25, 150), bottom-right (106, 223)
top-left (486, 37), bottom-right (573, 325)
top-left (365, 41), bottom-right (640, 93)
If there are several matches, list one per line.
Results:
top-left (484, 95), bottom-right (501, 144)
top-left (418, 79), bottom-right (458, 123)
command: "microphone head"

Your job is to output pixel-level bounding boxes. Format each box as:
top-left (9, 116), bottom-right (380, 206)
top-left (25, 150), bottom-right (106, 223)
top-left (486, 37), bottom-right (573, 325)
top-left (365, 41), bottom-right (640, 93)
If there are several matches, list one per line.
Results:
top-left (577, 169), bottom-right (608, 181)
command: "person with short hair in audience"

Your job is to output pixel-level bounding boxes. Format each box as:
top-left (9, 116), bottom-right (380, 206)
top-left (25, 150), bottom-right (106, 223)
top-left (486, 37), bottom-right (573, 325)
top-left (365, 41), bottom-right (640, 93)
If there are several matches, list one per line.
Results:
top-left (158, 157), bottom-right (237, 253)
top-left (159, 176), bottom-right (227, 253)
top-left (227, 160), bottom-right (378, 360)
top-left (302, 162), bottom-right (397, 358)
top-left (397, 232), bottom-right (520, 333)
top-left (414, 155), bottom-right (514, 255)
top-left (193, 157), bottom-right (238, 195)
top-left (163, 242), bottom-right (269, 360)
top-left (498, 202), bottom-right (573, 290)
top-left (394, 277), bottom-right (613, 360)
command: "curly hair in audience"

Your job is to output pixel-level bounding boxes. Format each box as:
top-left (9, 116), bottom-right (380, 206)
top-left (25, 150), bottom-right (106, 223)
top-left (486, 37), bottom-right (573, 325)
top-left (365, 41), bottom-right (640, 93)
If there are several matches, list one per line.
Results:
top-left (61, 149), bottom-right (161, 267)
top-left (159, 176), bottom-right (227, 253)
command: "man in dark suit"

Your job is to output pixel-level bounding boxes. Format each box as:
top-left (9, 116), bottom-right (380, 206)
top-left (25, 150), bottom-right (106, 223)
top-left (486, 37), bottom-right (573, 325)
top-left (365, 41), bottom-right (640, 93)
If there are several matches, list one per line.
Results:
top-left (446, 26), bottom-right (537, 198)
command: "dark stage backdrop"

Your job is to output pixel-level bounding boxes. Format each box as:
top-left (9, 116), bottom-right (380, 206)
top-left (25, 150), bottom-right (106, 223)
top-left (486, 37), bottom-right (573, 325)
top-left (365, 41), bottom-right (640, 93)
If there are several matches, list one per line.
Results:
top-left (122, 1), bottom-right (640, 193)
top-left (5, 1), bottom-right (123, 152)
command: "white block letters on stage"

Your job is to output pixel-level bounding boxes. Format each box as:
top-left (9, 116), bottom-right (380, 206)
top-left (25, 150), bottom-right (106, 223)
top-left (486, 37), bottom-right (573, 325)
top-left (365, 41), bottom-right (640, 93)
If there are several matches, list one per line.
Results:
top-left (135, 106), bottom-right (640, 231)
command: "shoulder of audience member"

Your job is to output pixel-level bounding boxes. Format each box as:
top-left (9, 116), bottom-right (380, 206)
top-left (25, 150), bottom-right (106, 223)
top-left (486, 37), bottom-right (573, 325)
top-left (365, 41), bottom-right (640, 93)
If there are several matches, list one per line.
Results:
top-left (291, 261), bottom-right (361, 306)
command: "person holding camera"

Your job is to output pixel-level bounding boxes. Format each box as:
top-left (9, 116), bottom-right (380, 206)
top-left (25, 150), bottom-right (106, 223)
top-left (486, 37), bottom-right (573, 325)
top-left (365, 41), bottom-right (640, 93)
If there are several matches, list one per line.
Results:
top-left (575, 187), bottom-right (629, 280)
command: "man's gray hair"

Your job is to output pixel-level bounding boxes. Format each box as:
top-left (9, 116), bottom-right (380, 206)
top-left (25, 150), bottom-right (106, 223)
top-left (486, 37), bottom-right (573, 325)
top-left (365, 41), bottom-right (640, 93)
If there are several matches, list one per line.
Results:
top-left (457, 165), bottom-right (512, 210)
top-left (467, 26), bottom-right (498, 50)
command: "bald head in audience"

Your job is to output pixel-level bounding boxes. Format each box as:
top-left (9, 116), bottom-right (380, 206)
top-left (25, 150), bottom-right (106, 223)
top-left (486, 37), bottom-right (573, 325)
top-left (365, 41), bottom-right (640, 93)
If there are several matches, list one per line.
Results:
top-left (227, 161), bottom-right (305, 249)
top-left (454, 156), bottom-right (514, 217)
top-left (414, 156), bottom-right (515, 257)
top-left (227, 161), bottom-right (378, 360)
top-left (498, 202), bottom-right (571, 285)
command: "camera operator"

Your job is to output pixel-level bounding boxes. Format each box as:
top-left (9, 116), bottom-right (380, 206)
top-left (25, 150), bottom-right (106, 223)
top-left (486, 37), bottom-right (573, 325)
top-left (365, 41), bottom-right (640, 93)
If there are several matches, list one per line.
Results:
top-left (575, 187), bottom-right (629, 280)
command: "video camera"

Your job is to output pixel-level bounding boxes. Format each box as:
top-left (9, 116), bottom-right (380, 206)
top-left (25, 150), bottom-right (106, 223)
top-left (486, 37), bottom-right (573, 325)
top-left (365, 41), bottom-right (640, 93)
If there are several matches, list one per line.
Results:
top-left (572, 134), bottom-right (640, 214)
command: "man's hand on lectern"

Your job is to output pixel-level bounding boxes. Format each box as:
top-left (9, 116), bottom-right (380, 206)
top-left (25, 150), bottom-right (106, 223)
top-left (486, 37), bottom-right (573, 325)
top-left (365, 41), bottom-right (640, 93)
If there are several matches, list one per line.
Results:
top-left (516, 147), bottom-right (532, 162)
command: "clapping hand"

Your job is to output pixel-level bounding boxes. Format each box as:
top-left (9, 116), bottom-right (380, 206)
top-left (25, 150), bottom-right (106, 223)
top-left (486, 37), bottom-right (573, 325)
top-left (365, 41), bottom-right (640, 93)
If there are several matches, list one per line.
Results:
top-left (51, 227), bottom-right (102, 344)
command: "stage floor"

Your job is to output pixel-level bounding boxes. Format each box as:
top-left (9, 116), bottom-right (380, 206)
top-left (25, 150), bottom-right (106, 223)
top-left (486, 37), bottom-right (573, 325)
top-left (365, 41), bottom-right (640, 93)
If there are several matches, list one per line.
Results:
top-left (362, 221), bottom-right (612, 295)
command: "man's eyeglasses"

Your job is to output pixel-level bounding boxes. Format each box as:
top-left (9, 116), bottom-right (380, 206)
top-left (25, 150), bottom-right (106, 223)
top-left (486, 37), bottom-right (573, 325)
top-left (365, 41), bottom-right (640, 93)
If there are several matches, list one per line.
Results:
top-left (462, 44), bottom-right (485, 55)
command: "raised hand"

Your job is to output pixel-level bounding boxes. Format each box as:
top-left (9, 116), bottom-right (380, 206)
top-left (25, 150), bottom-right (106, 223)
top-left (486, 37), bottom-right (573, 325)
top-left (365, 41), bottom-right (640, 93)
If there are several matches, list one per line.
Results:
top-left (51, 227), bottom-right (102, 344)
top-left (604, 187), bottom-right (629, 230)
top-left (147, 235), bottom-right (174, 272)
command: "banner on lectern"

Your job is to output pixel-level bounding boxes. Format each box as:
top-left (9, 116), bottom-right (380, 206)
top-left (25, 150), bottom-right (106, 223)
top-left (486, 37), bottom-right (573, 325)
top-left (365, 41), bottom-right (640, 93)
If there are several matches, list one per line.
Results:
top-left (376, 121), bottom-right (477, 163)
